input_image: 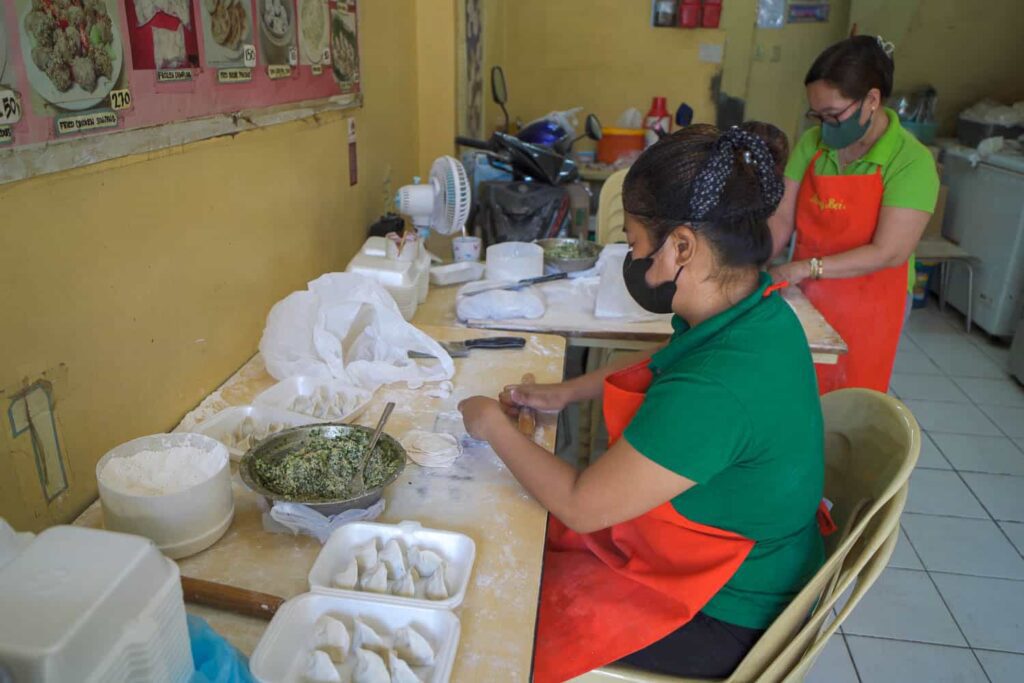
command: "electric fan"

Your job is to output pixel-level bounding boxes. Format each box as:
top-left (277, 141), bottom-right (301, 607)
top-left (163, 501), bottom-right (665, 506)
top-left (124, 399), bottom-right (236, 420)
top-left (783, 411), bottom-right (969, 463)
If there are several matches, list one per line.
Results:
top-left (395, 156), bottom-right (471, 236)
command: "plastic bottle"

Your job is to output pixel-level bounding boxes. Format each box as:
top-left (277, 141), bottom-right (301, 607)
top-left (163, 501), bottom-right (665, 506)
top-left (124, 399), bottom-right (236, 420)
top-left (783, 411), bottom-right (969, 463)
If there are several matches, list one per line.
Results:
top-left (644, 97), bottom-right (671, 147)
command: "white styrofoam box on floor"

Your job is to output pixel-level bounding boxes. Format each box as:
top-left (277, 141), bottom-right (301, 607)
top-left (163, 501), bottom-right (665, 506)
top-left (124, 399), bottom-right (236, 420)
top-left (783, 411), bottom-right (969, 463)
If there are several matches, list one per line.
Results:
top-left (178, 405), bottom-right (324, 460)
top-left (250, 592), bottom-right (460, 683)
top-left (308, 521), bottom-right (476, 610)
top-left (346, 252), bottom-right (418, 288)
top-left (0, 526), bottom-right (193, 683)
top-left (430, 261), bottom-right (485, 287)
top-left (254, 377), bottom-right (375, 423)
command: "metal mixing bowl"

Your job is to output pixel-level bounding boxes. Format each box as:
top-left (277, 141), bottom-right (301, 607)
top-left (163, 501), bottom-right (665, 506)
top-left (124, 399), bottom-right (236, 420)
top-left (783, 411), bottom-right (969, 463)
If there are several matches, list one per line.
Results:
top-left (536, 238), bottom-right (602, 272)
top-left (239, 423), bottom-right (406, 516)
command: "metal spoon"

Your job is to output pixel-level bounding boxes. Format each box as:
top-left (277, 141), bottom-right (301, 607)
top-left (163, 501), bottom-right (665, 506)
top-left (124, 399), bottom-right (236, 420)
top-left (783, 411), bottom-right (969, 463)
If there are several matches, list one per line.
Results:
top-left (352, 402), bottom-right (396, 492)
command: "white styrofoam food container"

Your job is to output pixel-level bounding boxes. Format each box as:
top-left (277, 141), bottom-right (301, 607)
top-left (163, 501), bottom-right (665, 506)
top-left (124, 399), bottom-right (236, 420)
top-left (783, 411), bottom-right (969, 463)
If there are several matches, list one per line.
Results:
top-left (360, 236), bottom-right (389, 257)
top-left (254, 377), bottom-right (374, 423)
top-left (430, 261), bottom-right (486, 286)
top-left (486, 241), bottom-right (544, 282)
top-left (346, 252), bottom-right (417, 288)
top-left (177, 405), bottom-right (324, 460)
top-left (0, 526), bottom-right (193, 683)
top-left (97, 433), bottom-right (234, 559)
top-left (308, 521), bottom-right (476, 610)
top-left (250, 593), bottom-right (460, 683)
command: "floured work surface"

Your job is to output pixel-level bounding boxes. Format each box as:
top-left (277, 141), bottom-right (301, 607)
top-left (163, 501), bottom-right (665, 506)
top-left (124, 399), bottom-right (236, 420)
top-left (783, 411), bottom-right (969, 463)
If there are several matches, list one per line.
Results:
top-left (75, 325), bottom-right (566, 682)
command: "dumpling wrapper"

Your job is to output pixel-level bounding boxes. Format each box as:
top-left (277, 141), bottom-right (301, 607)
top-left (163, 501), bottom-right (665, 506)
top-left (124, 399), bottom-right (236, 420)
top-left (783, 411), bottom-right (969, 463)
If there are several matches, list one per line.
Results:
top-left (358, 563), bottom-right (388, 594)
top-left (379, 538), bottom-right (406, 579)
top-left (388, 651), bottom-right (423, 683)
top-left (331, 558), bottom-right (358, 590)
top-left (407, 547), bottom-right (444, 578)
top-left (313, 615), bottom-right (350, 663)
top-left (425, 567), bottom-right (449, 601)
top-left (354, 541), bottom-right (378, 572)
top-left (302, 650), bottom-right (341, 683)
top-left (352, 618), bottom-right (387, 652)
top-left (393, 626), bottom-right (435, 666)
top-left (390, 570), bottom-right (415, 598)
top-left (352, 648), bottom-right (389, 683)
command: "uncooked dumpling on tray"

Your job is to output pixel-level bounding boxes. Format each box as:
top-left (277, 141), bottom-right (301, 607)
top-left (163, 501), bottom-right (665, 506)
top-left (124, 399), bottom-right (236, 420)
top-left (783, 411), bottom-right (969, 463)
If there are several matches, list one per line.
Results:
top-left (388, 651), bottom-right (423, 683)
top-left (313, 615), bottom-right (349, 663)
top-left (352, 648), bottom-right (389, 683)
top-left (393, 626), bottom-right (435, 666)
top-left (302, 649), bottom-right (340, 683)
top-left (331, 558), bottom-right (358, 590)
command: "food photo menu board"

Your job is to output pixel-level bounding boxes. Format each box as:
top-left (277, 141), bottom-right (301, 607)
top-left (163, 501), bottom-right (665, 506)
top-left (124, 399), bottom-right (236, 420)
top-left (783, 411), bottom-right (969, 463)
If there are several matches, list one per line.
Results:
top-left (0, 0), bottom-right (360, 149)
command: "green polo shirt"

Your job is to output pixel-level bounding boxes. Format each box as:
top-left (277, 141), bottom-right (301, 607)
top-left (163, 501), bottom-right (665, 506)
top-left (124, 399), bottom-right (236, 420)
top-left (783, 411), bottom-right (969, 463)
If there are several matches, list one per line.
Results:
top-left (785, 108), bottom-right (940, 291)
top-left (623, 273), bottom-right (825, 629)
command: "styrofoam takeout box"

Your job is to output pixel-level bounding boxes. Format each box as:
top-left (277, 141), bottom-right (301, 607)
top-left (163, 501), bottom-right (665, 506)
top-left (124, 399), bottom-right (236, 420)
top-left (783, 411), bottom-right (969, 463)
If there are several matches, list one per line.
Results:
top-left (430, 261), bottom-right (486, 287)
top-left (346, 252), bottom-right (418, 288)
top-left (308, 521), bottom-right (476, 610)
top-left (178, 405), bottom-right (324, 460)
top-left (249, 592), bottom-right (460, 683)
top-left (253, 377), bottom-right (374, 423)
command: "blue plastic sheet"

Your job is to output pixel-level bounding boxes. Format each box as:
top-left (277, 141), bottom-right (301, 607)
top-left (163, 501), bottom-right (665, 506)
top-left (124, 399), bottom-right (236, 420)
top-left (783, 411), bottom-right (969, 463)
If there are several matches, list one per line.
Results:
top-left (188, 615), bottom-right (257, 683)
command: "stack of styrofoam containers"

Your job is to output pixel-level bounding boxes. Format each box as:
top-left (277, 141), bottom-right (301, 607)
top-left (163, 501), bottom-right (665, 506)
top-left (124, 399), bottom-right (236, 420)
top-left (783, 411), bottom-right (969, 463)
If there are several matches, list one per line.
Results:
top-left (345, 251), bottom-right (420, 320)
top-left (249, 521), bottom-right (475, 682)
top-left (0, 525), bottom-right (193, 683)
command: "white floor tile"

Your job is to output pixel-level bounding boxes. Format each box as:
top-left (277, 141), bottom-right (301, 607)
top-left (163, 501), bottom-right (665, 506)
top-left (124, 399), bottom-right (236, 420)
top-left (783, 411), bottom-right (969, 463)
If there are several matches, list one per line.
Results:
top-left (1017, 437), bottom-right (1024, 453)
top-left (891, 373), bottom-right (970, 403)
top-left (897, 334), bottom-right (920, 353)
top-left (840, 568), bottom-right (966, 645)
top-left (893, 349), bottom-right (943, 375)
top-left (931, 433), bottom-right (1024, 475)
top-left (902, 399), bottom-right (1002, 436)
top-left (933, 573), bottom-right (1024, 653)
top-left (953, 377), bottom-right (1024, 407)
top-left (845, 636), bottom-right (987, 683)
top-left (975, 342), bottom-right (1013, 373)
top-left (906, 311), bottom-right (960, 336)
top-left (999, 521), bottom-right (1024, 556)
top-left (805, 635), bottom-right (859, 683)
top-left (906, 470), bottom-right (989, 519)
top-left (979, 405), bottom-right (1024, 438)
top-left (962, 473), bottom-right (1024, 522)
top-left (976, 649), bottom-right (1024, 683)
top-left (917, 432), bottom-right (952, 470)
top-left (933, 346), bottom-right (1010, 379)
top-left (901, 513), bottom-right (1024, 579)
top-left (889, 527), bottom-right (924, 570)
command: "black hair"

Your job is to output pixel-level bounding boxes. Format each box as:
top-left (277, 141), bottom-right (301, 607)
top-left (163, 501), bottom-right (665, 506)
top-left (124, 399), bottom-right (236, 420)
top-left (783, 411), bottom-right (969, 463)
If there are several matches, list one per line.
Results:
top-left (805, 35), bottom-right (894, 100)
top-left (621, 122), bottom-right (788, 269)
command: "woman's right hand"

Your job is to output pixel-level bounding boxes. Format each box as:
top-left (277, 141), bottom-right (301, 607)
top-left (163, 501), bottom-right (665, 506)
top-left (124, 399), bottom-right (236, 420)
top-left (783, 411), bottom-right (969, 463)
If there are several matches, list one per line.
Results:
top-left (498, 382), bottom-right (574, 417)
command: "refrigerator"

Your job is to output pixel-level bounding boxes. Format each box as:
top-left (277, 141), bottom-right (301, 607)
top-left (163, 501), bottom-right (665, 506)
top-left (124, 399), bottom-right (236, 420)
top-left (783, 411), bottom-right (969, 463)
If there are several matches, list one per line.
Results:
top-left (939, 145), bottom-right (1024, 338)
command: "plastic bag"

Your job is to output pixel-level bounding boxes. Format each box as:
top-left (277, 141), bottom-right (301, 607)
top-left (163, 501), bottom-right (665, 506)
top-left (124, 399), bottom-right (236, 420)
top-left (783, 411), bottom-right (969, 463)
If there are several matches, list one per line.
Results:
top-left (259, 273), bottom-right (454, 392)
top-left (188, 615), bottom-right (255, 683)
top-left (264, 499), bottom-right (386, 544)
top-left (455, 284), bottom-right (545, 321)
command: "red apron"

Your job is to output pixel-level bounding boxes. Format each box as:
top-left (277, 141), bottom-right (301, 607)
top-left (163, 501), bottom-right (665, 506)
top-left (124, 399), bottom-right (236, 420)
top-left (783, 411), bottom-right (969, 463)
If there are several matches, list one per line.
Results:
top-left (793, 149), bottom-right (906, 393)
top-left (532, 361), bottom-right (755, 683)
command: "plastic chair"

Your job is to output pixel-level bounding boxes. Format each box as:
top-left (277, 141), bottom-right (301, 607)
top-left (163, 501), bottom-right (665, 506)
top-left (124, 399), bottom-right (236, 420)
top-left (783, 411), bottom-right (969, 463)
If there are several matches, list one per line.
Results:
top-left (571, 389), bottom-right (921, 683)
top-left (597, 169), bottom-right (629, 246)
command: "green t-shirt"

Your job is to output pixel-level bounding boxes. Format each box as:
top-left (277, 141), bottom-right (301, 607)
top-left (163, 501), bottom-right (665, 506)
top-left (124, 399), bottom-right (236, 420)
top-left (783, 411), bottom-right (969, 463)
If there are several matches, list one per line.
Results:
top-left (623, 273), bottom-right (825, 629)
top-left (785, 108), bottom-right (940, 292)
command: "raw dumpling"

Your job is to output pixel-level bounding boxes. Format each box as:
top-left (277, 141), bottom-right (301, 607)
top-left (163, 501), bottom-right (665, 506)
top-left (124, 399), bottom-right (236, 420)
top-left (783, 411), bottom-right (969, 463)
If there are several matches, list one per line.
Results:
top-left (313, 615), bottom-right (350, 663)
top-left (358, 563), bottom-right (388, 594)
top-left (393, 626), bottom-right (435, 666)
top-left (407, 547), bottom-right (444, 577)
top-left (388, 651), bottom-right (423, 683)
top-left (302, 650), bottom-right (341, 683)
top-left (379, 538), bottom-right (406, 579)
top-left (390, 570), bottom-right (416, 598)
top-left (352, 648), bottom-right (389, 683)
top-left (354, 541), bottom-right (379, 572)
top-left (425, 567), bottom-right (449, 601)
top-left (352, 618), bottom-right (386, 652)
top-left (332, 559), bottom-right (358, 590)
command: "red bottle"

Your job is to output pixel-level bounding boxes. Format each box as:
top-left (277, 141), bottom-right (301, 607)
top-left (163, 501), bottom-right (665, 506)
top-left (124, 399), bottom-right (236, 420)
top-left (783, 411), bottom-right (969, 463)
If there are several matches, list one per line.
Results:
top-left (644, 96), bottom-right (671, 147)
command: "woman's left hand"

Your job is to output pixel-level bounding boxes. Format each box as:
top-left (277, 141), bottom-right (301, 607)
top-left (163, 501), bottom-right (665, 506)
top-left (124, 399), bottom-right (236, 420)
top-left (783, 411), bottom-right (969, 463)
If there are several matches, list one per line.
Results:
top-left (769, 259), bottom-right (811, 286)
top-left (458, 396), bottom-right (506, 441)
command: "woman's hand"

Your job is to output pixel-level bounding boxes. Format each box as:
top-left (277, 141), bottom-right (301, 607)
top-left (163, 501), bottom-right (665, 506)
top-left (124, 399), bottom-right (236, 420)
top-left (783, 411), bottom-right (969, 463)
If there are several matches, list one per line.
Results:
top-left (769, 259), bottom-right (811, 286)
top-left (458, 396), bottom-right (507, 441)
top-left (498, 382), bottom-right (573, 417)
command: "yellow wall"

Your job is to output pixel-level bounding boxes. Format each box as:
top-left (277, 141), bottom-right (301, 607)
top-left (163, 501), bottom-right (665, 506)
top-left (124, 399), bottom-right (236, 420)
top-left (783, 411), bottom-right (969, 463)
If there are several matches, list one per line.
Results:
top-left (851, 0), bottom-right (1024, 133)
top-left (0, 1), bottom-right (423, 531)
top-left (415, 0), bottom-right (458, 169)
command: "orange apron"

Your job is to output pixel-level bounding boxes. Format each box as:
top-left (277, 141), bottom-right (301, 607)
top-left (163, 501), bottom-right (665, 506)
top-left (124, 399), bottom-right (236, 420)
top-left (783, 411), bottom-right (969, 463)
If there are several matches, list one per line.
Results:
top-left (532, 360), bottom-right (755, 683)
top-left (793, 149), bottom-right (906, 393)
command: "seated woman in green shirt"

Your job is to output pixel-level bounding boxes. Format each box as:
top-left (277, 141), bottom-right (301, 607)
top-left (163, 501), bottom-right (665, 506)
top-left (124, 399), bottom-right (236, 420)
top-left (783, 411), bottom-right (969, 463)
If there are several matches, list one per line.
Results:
top-left (459, 124), bottom-right (826, 682)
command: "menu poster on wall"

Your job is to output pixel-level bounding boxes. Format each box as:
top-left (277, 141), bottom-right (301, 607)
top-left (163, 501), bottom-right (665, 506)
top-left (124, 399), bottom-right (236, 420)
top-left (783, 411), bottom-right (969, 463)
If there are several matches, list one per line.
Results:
top-left (296, 0), bottom-right (327, 67)
top-left (124, 0), bottom-right (199, 73)
top-left (256, 0), bottom-right (296, 67)
top-left (329, 0), bottom-right (357, 94)
top-left (199, 0), bottom-right (253, 68)
top-left (17, 0), bottom-right (129, 125)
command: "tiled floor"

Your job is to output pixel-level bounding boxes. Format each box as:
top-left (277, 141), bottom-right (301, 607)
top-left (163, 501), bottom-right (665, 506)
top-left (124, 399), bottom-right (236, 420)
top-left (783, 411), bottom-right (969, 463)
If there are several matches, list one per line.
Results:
top-left (808, 299), bottom-right (1024, 683)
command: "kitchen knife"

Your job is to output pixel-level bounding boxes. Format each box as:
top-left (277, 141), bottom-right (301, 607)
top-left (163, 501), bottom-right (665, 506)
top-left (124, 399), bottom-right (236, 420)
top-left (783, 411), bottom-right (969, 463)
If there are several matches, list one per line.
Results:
top-left (460, 272), bottom-right (569, 297)
top-left (409, 336), bottom-right (527, 359)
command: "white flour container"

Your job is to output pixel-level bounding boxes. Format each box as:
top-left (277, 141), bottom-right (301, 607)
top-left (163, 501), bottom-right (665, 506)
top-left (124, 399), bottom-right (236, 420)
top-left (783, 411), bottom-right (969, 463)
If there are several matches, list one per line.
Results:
top-left (485, 241), bottom-right (544, 282)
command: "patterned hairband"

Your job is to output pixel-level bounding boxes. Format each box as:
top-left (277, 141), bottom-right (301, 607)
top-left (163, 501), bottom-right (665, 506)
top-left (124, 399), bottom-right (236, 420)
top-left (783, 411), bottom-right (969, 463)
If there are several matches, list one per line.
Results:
top-left (688, 127), bottom-right (785, 220)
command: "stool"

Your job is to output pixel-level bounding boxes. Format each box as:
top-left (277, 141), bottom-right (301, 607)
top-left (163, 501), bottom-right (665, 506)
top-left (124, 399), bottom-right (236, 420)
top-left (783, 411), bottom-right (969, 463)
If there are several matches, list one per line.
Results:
top-left (916, 238), bottom-right (977, 333)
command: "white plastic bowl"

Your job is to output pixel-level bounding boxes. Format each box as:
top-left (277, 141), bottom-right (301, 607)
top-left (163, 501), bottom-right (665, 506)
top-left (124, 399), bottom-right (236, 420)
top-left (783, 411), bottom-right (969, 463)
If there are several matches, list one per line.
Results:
top-left (96, 433), bottom-right (233, 560)
top-left (485, 241), bottom-right (544, 282)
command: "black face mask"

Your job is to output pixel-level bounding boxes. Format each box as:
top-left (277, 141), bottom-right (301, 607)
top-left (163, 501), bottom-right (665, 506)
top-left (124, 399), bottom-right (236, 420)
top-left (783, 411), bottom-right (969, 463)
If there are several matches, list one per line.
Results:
top-left (622, 243), bottom-right (684, 314)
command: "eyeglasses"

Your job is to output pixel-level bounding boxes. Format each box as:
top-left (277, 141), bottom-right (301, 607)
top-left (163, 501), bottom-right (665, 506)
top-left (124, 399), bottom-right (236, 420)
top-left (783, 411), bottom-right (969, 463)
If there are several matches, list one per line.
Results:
top-left (806, 99), bottom-right (862, 126)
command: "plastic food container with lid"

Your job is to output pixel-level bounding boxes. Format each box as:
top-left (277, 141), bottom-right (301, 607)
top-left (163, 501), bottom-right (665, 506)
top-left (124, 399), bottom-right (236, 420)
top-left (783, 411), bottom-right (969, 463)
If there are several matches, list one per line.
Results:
top-left (96, 432), bottom-right (233, 559)
top-left (485, 241), bottom-right (544, 282)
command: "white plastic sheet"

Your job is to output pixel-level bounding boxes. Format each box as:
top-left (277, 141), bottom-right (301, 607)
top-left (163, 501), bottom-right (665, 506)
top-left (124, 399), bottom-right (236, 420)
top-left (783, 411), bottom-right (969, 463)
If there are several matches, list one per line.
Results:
top-left (593, 244), bottom-right (665, 321)
top-left (455, 281), bottom-right (545, 321)
top-left (263, 499), bottom-right (386, 544)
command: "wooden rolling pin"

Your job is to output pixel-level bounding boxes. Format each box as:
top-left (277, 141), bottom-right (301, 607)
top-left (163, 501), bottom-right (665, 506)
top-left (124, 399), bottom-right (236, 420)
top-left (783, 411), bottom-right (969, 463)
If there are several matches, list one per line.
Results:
top-left (181, 576), bottom-right (285, 621)
top-left (518, 373), bottom-right (537, 439)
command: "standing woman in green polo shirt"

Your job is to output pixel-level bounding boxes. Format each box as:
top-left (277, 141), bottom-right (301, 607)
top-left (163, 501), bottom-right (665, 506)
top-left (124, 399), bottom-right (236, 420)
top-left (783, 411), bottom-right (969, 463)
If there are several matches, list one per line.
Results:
top-left (768, 36), bottom-right (939, 393)
top-left (459, 124), bottom-right (827, 682)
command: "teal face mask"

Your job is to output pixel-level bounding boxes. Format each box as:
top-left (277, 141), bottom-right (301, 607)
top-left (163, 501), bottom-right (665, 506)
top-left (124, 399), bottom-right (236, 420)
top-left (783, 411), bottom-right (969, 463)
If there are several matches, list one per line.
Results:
top-left (821, 103), bottom-right (869, 149)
